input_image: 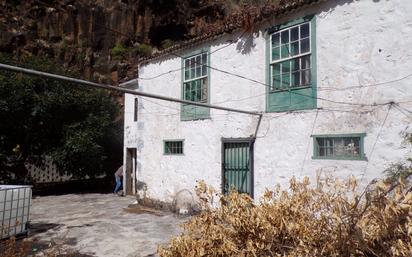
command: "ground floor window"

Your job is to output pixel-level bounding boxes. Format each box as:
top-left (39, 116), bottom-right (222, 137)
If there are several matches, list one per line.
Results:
top-left (164, 140), bottom-right (184, 155)
top-left (312, 133), bottom-right (366, 160)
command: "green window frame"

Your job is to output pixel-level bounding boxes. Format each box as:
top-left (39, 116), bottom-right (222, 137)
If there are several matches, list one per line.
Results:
top-left (181, 48), bottom-right (210, 121)
top-left (266, 15), bottom-right (317, 112)
top-left (164, 140), bottom-right (184, 155)
top-left (312, 133), bottom-right (366, 160)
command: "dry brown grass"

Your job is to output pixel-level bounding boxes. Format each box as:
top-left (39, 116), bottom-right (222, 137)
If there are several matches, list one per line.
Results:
top-left (158, 175), bottom-right (412, 257)
top-left (0, 236), bottom-right (80, 257)
top-left (0, 237), bottom-right (30, 257)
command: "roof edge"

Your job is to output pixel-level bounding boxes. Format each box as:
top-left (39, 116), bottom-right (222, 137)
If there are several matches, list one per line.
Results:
top-left (138, 0), bottom-right (326, 65)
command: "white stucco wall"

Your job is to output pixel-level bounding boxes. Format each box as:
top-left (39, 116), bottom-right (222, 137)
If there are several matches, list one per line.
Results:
top-left (124, 0), bottom-right (412, 203)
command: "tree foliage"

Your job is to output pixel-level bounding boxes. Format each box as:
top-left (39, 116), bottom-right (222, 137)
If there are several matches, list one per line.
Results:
top-left (0, 54), bottom-right (122, 182)
top-left (384, 133), bottom-right (412, 184)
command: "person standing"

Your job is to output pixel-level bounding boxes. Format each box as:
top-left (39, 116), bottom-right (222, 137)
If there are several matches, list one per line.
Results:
top-left (114, 165), bottom-right (123, 194)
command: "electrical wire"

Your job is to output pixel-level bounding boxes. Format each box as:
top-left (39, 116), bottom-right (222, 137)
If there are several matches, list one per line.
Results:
top-left (392, 105), bottom-right (412, 121)
top-left (395, 103), bottom-right (412, 114)
top-left (23, 1), bottom-right (412, 113)
top-left (132, 103), bottom-right (385, 119)
top-left (167, 52), bottom-right (409, 108)
top-left (300, 109), bottom-right (319, 176)
top-left (38, 0), bottom-right (412, 109)
top-left (318, 73), bottom-right (412, 91)
top-left (361, 104), bottom-right (392, 180)
top-left (140, 97), bottom-right (257, 117)
top-left (35, 0), bottom-right (412, 106)
top-left (137, 32), bottom-right (249, 81)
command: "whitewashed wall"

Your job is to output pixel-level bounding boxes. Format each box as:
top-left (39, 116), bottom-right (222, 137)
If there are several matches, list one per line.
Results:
top-left (124, 0), bottom-right (412, 203)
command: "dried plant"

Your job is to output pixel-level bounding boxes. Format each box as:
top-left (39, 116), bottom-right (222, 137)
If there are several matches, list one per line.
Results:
top-left (0, 237), bottom-right (30, 257)
top-left (158, 175), bottom-right (412, 257)
top-left (0, 236), bottom-right (78, 257)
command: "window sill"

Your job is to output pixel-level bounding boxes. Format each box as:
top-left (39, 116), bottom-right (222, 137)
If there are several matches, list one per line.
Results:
top-left (180, 116), bottom-right (211, 122)
top-left (269, 85), bottom-right (312, 93)
top-left (312, 156), bottom-right (367, 161)
top-left (266, 105), bottom-right (316, 113)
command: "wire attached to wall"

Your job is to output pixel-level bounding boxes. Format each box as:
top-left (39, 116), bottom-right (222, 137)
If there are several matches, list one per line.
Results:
top-left (360, 104), bottom-right (393, 181)
top-left (299, 109), bottom-right (319, 177)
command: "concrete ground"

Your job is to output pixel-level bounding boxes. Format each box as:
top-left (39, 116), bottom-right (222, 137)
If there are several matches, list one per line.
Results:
top-left (29, 194), bottom-right (186, 257)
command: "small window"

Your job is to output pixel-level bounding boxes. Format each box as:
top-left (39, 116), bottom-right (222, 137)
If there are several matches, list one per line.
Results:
top-left (312, 134), bottom-right (366, 160)
top-left (164, 140), bottom-right (184, 155)
top-left (134, 98), bottom-right (138, 122)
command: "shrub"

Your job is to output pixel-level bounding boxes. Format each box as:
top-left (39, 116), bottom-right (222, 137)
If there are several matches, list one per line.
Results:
top-left (133, 43), bottom-right (153, 57)
top-left (158, 175), bottom-right (412, 257)
top-left (111, 44), bottom-right (128, 59)
top-left (161, 39), bottom-right (174, 49)
top-left (0, 237), bottom-right (30, 257)
top-left (385, 133), bottom-right (412, 185)
top-left (0, 237), bottom-right (78, 257)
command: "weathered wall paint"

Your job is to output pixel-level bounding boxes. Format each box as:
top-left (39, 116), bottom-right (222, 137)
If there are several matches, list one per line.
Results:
top-left (124, 0), bottom-right (412, 204)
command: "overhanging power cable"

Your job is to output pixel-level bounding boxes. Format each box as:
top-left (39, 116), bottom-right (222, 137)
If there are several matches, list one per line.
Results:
top-left (0, 63), bottom-right (262, 117)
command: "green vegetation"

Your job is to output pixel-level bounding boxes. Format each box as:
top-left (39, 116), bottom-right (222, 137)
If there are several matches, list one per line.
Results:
top-left (133, 43), bottom-right (153, 57)
top-left (0, 54), bottom-right (122, 183)
top-left (161, 39), bottom-right (174, 49)
top-left (385, 133), bottom-right (412, 184)
top-left (111, 43), bottom-right (129, 59)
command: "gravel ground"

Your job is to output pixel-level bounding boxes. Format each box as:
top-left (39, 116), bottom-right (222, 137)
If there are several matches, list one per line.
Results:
top-left (29, 194), bottom-right (186, 257)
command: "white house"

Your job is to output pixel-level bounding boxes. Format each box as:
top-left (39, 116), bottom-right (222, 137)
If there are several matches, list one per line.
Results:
top-left (122, 0), bottom-right (412, 208)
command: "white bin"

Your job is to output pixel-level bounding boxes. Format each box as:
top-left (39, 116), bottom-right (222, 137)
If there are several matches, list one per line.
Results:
top-left (0, 185), bottom-right (32, 239)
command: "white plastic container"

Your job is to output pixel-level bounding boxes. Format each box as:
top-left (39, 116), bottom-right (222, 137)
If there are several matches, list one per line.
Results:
top-left (0, 185), bottom-right (32, 239)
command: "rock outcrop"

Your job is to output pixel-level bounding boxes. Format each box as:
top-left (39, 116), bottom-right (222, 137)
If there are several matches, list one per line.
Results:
top-left (0, 0), bottom-right (232, 82)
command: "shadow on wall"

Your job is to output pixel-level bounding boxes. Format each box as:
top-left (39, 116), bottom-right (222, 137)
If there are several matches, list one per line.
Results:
top-left (236, 32), bottom-right (258, 55)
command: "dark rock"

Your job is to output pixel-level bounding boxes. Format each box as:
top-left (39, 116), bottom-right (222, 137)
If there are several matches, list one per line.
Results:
top-left (0, 0), bottom-right (278, 81)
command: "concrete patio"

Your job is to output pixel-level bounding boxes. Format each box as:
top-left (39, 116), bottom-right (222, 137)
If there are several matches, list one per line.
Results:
top-left (29, 194), bottom-right (186, 257)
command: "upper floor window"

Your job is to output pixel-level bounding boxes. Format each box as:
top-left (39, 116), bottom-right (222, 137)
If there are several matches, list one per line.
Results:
top-left (183, 52), bottom-right (208, 102)
top-left (181, 49), bottom-right (210, 121)
top-left (270, 22), bottom-right (311, 90)
top-left (267, 17), bottom-right (316, 112)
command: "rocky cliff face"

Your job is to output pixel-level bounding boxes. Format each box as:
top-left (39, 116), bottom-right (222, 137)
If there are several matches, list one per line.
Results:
top-left (0, 0), bottom-right (245, 83)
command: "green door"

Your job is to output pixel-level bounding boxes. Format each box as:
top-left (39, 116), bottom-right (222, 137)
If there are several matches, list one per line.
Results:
top-left (222, 140), bottom-right (253, 196)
